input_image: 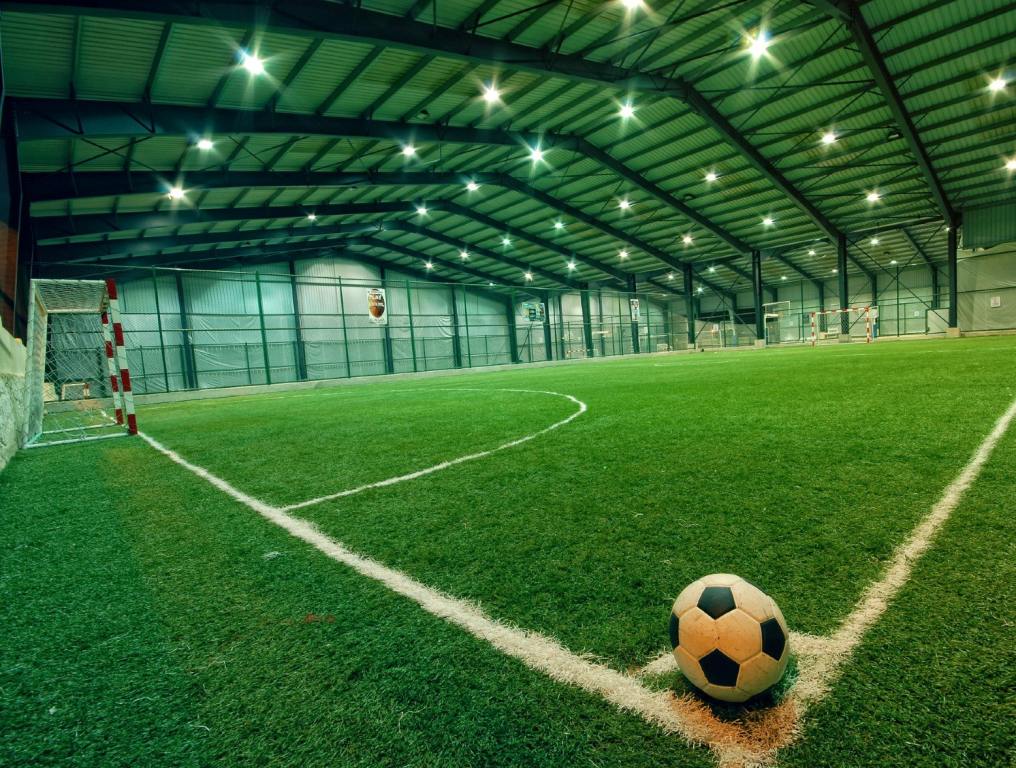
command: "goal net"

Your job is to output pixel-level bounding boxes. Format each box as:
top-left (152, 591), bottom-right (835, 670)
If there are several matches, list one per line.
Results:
top-left (24, 279), bottom-right (138, 447)
top-left (809, 306), bottom-right (876, 346)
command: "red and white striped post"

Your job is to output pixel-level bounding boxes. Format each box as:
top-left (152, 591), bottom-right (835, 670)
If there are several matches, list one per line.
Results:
top-left (864, 306), bottom-right (873, 343)
top-left (99, 307), bottom-right (125, 425)
top-left (105, 279), bottom-right (138, 435)
top-left (809, 312), bottom-right (817, 347)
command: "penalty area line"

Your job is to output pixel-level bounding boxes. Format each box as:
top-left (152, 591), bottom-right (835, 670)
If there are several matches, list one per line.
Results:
top-left (136, 429), bottom-right (756, 767)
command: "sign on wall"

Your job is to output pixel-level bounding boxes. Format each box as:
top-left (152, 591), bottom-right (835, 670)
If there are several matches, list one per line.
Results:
top-left (629, 298), bottom-right (641, 321)
top-left (366, 288), bottom-right (388, 325)
top-left (521, 301), bottom-right (546, 322)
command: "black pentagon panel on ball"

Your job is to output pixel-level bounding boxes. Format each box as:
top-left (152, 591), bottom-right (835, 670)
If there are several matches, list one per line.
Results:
top-left (760, 618), bottom-right (787, 659)
top-left (697, 586), bottom-right (736, 619)
top-left (669, 612), bottom-right (680, 649)
top-left (699, 649), bottom-right (740, 687)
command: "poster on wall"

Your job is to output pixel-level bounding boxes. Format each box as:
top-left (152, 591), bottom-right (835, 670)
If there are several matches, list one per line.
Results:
top-left (521, 301), bottom-right (546, 322)
top-left (629, 298), bottom-right (641, 321)
top-left (366, 288), bottom-right (388, 325)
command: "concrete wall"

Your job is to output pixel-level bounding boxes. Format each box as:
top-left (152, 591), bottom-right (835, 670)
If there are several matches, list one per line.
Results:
top-left (0, 325), bottom-right (27, 470)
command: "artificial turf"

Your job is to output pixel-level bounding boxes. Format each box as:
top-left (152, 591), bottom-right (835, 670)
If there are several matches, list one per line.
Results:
top-left (2, 336), bottom-right (1014, 766)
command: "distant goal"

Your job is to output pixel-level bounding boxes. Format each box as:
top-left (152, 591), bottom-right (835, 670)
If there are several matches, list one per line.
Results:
top-left (809, 306), bottom-right (876, 346)
top-left (24, 279), bottom-right (138, 447)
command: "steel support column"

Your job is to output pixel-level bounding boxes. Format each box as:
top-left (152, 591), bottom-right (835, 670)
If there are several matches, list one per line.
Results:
top-left (751, 250), bottom-right (764, 342)
top-left (947, 224), bottom-right (958, 328)
top-left (627, 274), bottom-right (640, 354)
top-left (288, 260), bottom-right (308, 380)
top-left (173, 271), bottom-right (197, 389)
top-left (579, 285), bottom-right (594, 358)
top-left (378, 266), bottom-right (394, 373)
top-left (837, 234), bottom-right (849, 334)
top-left (505, 293), bottom-right (519, 364)
top-left (682, 264), bottom-right (696, 348)
top-left (449, 286), bottom-right (463, 368)
top-left (540, 290), bottom-right (553, 361)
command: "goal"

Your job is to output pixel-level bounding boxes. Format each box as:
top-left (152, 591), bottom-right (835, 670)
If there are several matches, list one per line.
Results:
top-left (24, 279), bottom-right (138, 447)
top-left (762, 300), bottom-right (792, 344)
top-left (809, 306), bottom-right (875, 346)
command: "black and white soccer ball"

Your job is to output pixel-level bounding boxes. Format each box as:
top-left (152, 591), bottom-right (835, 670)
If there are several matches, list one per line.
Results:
top-left (669, 573), bottom-right (790, 703)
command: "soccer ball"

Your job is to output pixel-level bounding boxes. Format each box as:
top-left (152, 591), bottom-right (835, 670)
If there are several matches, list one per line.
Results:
top-left (669, 574), bottom-right (790, 703)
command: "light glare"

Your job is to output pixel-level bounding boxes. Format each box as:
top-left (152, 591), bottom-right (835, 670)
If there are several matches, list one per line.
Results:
top-left (466, 180), bottom-right (479, 191)
top-left (416, 205), bottom-right (428, 216)
top-left (762, 216), bottom-right (774, 227)
top-left (747, 31), bottom-right (769, 59)
top-left (682, 235), bottom-right (693, 245)
top-left (167, 186), bottom-right (185, 200)
top-left (618, 198), bottom-right (631, 210)
top-left (821, 131), bottom-right (837, 145)
top-left (529, 146), bottom-right (544, 163)
top-left (402, 144), bottom-right (417, 157)
top-left (619, 249), bottom-right (629, 260)
top-left (482, 84), bottom-right (500, 103)
top-left (196, 138), bottom-right (214, 151)
top-left (240, 51), bottom-right (265, 75)
top-left (866, 191), bottom-right (881, 202)
top-left (524, 271), bottom-right (533, 281)
top-left (567, 260), bottom-right (577, 271)
top-left (988, 77), bottom-right (1007, 92)
top-left (1006, 158), bottom-right (1016, 171)
top-left (705, 171), bottom-right (717, 182)
top-left (619, 101), bottom-right (635, 119)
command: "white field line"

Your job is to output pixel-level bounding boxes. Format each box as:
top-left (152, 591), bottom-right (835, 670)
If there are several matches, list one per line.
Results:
top-left (137, 428), bottom-right (748, 766)
top-left (638, 393), bottom-right (1016, 719)
top-left (280, 389), bottom-right (586, 512)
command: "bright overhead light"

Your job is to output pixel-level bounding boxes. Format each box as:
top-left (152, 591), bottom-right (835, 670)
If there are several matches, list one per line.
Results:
top-left (697, 286), bottom-right (704, 294)
top-left (425, 261), bottom-right (434, 270)
top-left (401, 144), bottom-right (417, 157)
top-left (780, 275), bottom-right (787, 280)
top-left (808, 249), bottom-right (816, 256)
top-left (704, 171), bottom-right (718, 182)
top-left (821, 131), bottom-right (837, 145)
top-left (619, 101), bottom-right (635, 119)
top-left (890, 259), bottom-right (898, 265)
top-left (747, 30), bottom-right (769, 59)
top-left (196, 138), bottom-right (214, 151)
top-left (502, 236), bottom-right (512, 246)
top-left (466, 180), bottom-right (480, 191)
top-left (488, 281), bottom-right (495, 286)
top-left (415, 205), bottom-right (428, 216)
top-left (619, 249), bottom-right (629, 260)
top-left (554, 220), bottom-right (565, 230)
top-left (621, 0), bottom-right (641, 11)
top-left (529, 146), bottom-right (545, 163)
top-left (618, 198), bottom-right (631, 210)
top-left (832, 268), bottom-right (838, 274)
top-left (307, 213), bottom-right (317, 221)
top-left (240, 52), bottom-right (265, 75)
top-left (870, 236), bottom-right (880, 245)
top-left (167, 186), bottom-right (185, 200)
top-left (524, 271), bottom-right (534, 281)
top-left (482, 83), bottom-right (500, 104)
top-left (866, 191), bottom-right (881, 202)
top-left (682, 234), bottom-right (693, 245)
top-left (708, 265), bottom-right (716, 273)
top-left (459, 249), bottom-right (470, 260)
top-left (1006, 158), bottom-right (1016, 171)
top-left (667, 272), bottom-right (675, 280)
top-left (762, 216), bottom-right (774, 227)
top-left (988, 77), bottom-right (1007, 92)
top-left (567, 260), bottom-right (577, 271)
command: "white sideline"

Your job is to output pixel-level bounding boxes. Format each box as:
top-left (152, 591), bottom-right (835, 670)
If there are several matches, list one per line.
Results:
top-left (281, 389), bottom-right (586, 512)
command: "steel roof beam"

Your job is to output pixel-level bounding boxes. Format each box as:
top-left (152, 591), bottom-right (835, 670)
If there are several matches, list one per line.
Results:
top-left (10, 96), bottom-right (750, 253)
top-left (355, 237), bottom-right (513, 287)
top-left (803, 1), bottom-right (955, 223)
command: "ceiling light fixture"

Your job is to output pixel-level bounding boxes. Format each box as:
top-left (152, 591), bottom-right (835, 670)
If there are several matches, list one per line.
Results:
top-left (619, 249), bottom-right (629, 260)
top-left (762, 216), bottom-right (774, 227)
top-left (697, 286), bottom-right (704, 294)
top-left (401, 144), bottom-right (417, 157)
top-left (196, 138), bottom-right (214, 151)
top-left (416, 205), bottom-right (428, 216)
top-left (682, 235), bottom-right (693, 245)
top-left (524, 271), bottom-right (533, 281)
top-left (866, 191), bottom-right (881, 202)
top-left (167, 186), bottom-right (185, 200)
top-left (747, 30), bottom-right (770, 59)
top-left (705, 171), bottom-right (718, 182)
top-left (307, 213), bottom-right (317, 221)
top-left (240, 51), bottom-right (265, 75)
top-left (425, 261), bottom-right (434, 270)
top-left (808, 249), bottom-right (816, 256)
top-left (466, 180), bottom-right (479, 191)
top-left (502, 236), bottom-right (512, 246)
top-left (459, 250), bottom-right (470, 260)
top-left (618, 198), bottom-right (631, 210)
top-left (988, 76), bottom-right (1008, 92)
top-left (529, 146), bottom-right (545, 163)
top-left (821, 131), bottom-right (837, 145)
top-left (619, 101), bottom-right (635, 119)
top-left (1006, 158), bottom-right (1016, 171)
top-left (667, 272), bottom-right (675, 280)
top-left (482, 83), bottom-right (501, 103)
top-left (554, 220), bottom-right (565, 230)
top-left (567, 260), bottom-right (577, 271)
top-left (870, 236), bottom-right (880, 245)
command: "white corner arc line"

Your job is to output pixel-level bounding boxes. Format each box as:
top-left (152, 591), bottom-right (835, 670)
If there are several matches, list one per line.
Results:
top-left (136, 429), bottom-right (724, 756)
top-left (280, 389), bottom-right (586, 512)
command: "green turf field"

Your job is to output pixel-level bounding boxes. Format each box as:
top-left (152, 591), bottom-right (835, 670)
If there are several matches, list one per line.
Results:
top-left (2, 338), bottom-right (1014, 767)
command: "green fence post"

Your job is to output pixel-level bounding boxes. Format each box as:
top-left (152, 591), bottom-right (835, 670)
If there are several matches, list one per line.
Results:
top-left (254, 271), bottom-right (273, 385)
top-left (645, 294), bottom-right (652, 352)
top-left (336, 276), bottom-right (352, 378)
top-left (556, 294), bottom-right (566, 359)
top-left (244, 342), bottom-right (252, 384)
top-left (540, 290), bottom-right (553, 361)
top-left (150, 268), bottom-right (171, 392)
top-left (405, 280), bottom-right (418, 372)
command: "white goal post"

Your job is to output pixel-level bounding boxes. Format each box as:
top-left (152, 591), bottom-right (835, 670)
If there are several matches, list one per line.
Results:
top-left (809, 306), bottom-right (876, 346)
top-left (24, 278), bottom-right (138, 447)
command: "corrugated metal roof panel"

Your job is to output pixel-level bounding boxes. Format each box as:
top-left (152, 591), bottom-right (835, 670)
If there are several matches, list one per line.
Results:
top-left (1, 13), bottom-right (75, 97)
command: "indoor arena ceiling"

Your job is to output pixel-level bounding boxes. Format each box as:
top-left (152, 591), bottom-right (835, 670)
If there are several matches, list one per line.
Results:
top-left (1, 0), bottom-right (1014, 297)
